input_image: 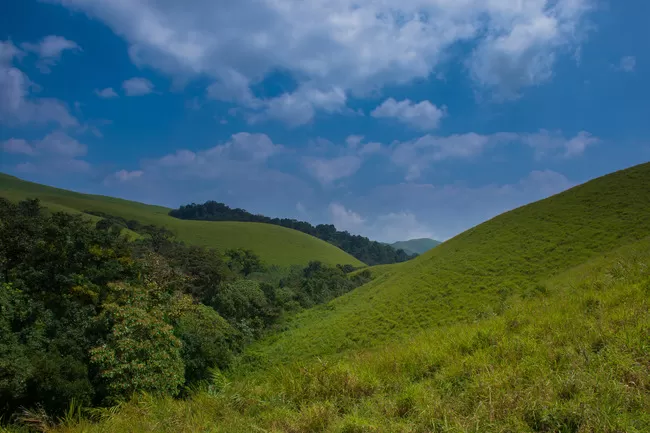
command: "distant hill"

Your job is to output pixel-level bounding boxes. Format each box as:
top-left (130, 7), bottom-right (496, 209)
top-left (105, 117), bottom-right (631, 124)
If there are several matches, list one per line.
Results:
top-left (169, 201), bottom-right (415, 265)
top-left (390, 238), bottom-right (441, 255)
top-left (249, 161), bottom-right (650, 363)
top-left (0, 173), bottom-right (364, 267)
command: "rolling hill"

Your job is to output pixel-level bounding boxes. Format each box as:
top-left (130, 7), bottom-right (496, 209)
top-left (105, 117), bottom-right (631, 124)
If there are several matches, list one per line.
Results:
top-left (45, 162), bottom-right (650, 433)
top-left (390, 238), bottom-right (441, 255)
top-left (246, 161), bottom-right (650, 364)
top-left (0, 173), bottom-right (364, 267)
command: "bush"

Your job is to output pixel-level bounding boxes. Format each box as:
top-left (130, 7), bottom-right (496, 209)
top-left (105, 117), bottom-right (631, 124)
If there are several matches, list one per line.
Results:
top-left (175, 304), bottom-right (239, 385)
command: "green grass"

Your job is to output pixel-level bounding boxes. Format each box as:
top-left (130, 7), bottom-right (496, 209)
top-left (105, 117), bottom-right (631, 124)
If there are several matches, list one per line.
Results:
top-left (43, 235), bottom-right (650, 433)
top-left (0, 173), bottom-right (364, 267)
top-left (244, 161), bottom-right (650, 364)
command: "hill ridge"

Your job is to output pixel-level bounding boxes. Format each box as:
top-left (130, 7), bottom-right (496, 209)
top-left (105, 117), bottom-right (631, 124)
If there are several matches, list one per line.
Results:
top-left (245, 161), bottom-right (650, 364)
top-left (0, 172), bottom-right (364, 267)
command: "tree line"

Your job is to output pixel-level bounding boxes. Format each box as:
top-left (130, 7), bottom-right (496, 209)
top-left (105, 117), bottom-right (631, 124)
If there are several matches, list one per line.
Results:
top-left (0, 199), bottom-right (371, 420)
top-left (168, 201), bottom-right (416, 265)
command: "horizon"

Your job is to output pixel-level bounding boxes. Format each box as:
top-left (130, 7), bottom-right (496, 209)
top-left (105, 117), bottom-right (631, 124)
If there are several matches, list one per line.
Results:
top-left (1, 0), bottom-right (649, 243)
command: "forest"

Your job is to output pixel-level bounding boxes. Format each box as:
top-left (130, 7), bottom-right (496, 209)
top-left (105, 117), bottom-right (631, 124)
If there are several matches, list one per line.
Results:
top-left (169, 201), bottom-right (415, 265)
top-left (0, 198), bottom-right (371, 419)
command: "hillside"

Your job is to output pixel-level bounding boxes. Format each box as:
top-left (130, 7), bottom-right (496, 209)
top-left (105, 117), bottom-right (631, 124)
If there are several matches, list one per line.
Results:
top-left (0, 173), bottom-right (364, 267)
top-left (245, 161), bottom-right (650, 364)
top-left (169, 201), bottom-right (414, 265)
top-left (390, 238), bottom-right (441, 255)
top-left (48, 222), bottom-right (650, 433)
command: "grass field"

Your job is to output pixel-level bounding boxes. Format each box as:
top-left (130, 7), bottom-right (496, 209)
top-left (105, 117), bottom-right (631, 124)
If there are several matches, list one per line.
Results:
top-left (0, 173), bottom-right (364, 267)
top-left (30, 234), bottom-right (650, 433)
top-left (243, 161), bottom-right (650, 365)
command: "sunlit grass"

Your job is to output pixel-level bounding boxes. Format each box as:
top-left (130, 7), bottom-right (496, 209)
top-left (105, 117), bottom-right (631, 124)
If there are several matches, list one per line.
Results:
top-left (41, 236), bottom-right (650, 433)
top-left (0, 173), bottom-right (363, 267)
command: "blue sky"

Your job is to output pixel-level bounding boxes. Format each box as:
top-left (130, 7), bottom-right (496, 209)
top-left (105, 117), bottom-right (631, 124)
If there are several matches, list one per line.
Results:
top-left (1, 0), bottom-right (648, 242)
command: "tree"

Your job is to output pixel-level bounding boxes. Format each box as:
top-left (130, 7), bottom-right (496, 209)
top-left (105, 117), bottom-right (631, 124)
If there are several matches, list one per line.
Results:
top-left (90, 301), bottom-right (184, 402)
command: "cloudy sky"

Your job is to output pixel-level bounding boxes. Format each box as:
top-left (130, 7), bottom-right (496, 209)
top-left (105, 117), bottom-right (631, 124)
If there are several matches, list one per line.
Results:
top-left (1, 0), bottom-right (648, 242)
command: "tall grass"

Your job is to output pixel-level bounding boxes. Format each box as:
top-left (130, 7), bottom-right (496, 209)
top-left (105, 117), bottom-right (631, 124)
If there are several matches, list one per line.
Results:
top-left (37, 237), bottom-right (650, 433)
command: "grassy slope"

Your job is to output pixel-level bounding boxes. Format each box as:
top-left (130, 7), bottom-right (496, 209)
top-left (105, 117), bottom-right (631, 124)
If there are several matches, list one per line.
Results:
top-left (47, 235), bottom-right (650, 433)
top-left (0, 173), bottom-right (364, 268)
top-left (246, 162), bottom-right (650, 364)
top-left (391, 238), bottom-right (441, 255)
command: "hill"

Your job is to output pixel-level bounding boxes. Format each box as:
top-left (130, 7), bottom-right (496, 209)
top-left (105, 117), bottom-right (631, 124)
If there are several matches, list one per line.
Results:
top-left (0, 173), bottom-right (364, 267)
top-left (390, 238), bottom-right (441, 255)
top-left (169, 201), bottom-right (414, 265)
top-left (245, 161), bottom-right (650, 364)
top-left (46, 215), bottom-right (650, 433)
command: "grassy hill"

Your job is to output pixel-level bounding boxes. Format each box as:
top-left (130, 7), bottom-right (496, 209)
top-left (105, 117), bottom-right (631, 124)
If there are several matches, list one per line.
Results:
top-left (5, 162), bottom-right (650, 433)
top-left (390, 238), bottom-right (441, 255)
top-left (245, 161), bottom-right (650, 364)
top-left (0, 173), bottom-right (364, 267)
top-left (49, 227), bottom-right (650, 433)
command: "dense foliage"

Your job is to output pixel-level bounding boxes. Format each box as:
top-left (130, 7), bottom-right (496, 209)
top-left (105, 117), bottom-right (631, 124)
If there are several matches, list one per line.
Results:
top-left (0, 199), bottom-right (371, 421)
top-left (169, 201), bottom-right (415, 265)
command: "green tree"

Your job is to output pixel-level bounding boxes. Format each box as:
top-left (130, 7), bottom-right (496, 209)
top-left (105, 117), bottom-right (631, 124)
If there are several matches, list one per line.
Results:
top-left (90, 287), bottom-right (184, 402)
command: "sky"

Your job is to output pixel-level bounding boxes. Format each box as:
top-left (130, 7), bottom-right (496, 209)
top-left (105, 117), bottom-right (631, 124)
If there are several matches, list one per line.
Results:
top-left (1, 0), bottom-right (649, 243)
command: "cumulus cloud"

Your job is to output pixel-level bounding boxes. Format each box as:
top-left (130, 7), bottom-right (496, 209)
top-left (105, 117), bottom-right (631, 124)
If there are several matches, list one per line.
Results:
top-left (21, 35), bottom-right (81, 73)
top-left (303, 135), bottom-right (383, 185)
top-left (3, 132), bottom-right (91, 175)
top-left (95, 87), bottom-right (119, 98)
top-left (328, 202), bottom-right (434, 242)
top-left (391, 133), bottom-right (494, 180)
top-left (391, 130), bottom-right (599, 180)
top-left (2, 138), bottom-right (36, 155)
top-left (50, 0), bottom-right (594, 114)
top-left (122, 77), bottom-right (154, 96)
top-left (521, 130), bottom-right (600, 159)
top-left (305, 155), bottom-right (363, 185)
top-left (35, 131), bottom-right (87, 157)
top-left (104, 169), bottom-right (144, 185)
top-left (329, 203), bottom-right (366, 233)
top-left (147, 132), bottom-right (283, 177)
top-left (0, 40), bottom-right (78, 127)
top-left (371, 98), bottom-right (447, 130)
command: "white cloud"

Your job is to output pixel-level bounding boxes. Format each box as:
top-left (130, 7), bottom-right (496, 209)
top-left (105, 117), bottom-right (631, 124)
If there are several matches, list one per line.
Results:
top-left (305, 155), bottom-right (362, 185)
top-left (95, 87), bottom-right (119, 98)
top-left (391, 130), bottom-right (598, 180)
top-left (122, 77), bottom-right (154, 96)
top-left (616, 56), bottom-right (636, 72)
top-left (248, 86), bottom-right (347, 127)
top-left (302, 135), bottom-right (383, 185)
top-left (371, 98), bottom-right (447, 130)
top-left (328, 202), bottom-right (434, 242)
top-left (35, 131), bottom-right (87, 157)
top-left (50, 0), bottom-right (594, 113)
top-left (522, 130), bottom-right (599, 159)
top-left (104, 169), bottom-right (144, 185)
top-left (329, 203), bottom-right (365, 232)
top-left (2, 138), bottom-right (36, 155)
top-left (391, 133), bottom-right (492, 180)
top-left (468, 1), bottom-right (592, 99)
top-left (149, 132), bottom-right (283, 176)
top-left (21, 35), bottom-right (81, 73)
top-left (0, 40), bottom-right (78, 127)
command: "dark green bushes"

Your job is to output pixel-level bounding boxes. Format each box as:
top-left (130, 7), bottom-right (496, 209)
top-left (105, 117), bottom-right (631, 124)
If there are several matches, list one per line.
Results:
top-left (0, 199), bottom-right (370, 420)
